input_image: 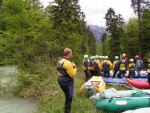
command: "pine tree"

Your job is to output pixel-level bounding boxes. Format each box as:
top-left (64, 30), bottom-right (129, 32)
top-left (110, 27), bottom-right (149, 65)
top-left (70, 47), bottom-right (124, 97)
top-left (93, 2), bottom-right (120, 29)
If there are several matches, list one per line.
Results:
top-left (104, 8), bottom-right (125, 59)
top-left (131, 0), bottom-right (150, 57)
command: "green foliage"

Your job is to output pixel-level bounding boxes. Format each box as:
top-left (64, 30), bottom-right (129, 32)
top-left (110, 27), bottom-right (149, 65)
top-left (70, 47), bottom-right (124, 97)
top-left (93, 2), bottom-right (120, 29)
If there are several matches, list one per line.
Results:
top-left (121, 17), bottom-right (138, 58)
top-left (17, 67), bottom-right (57, 99)
top-left (141, 9), bottom-right (150, 58)
top-left (87, 28), bottom-right (97, 55)
top-left (50, 0), bottom-right (96, 61)
top-left (105, 8), bottom-right (125, 60)
top-left (102, 36), bottom-right (111, 56)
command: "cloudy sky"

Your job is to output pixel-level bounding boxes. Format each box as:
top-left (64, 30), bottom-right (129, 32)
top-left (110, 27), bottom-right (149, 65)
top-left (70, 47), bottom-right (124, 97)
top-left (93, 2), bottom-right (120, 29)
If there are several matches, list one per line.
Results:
top-left (40, 0), bottom-right (136, 27)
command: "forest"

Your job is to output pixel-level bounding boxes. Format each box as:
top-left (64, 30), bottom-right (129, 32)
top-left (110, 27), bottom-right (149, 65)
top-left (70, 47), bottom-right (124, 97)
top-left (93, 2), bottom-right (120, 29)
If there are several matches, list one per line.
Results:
top-left (0, 0), bottom-right (150, 69)
top-left (0, 0), bottom-right (150, 112)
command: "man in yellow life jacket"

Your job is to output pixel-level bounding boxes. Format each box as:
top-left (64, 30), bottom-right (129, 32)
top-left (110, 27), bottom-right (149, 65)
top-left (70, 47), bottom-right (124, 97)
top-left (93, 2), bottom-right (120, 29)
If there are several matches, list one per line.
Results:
top-left (118, 54), bottom-right (128, 78)
top-left (112, 56), bottom-right (120, 78)
top-left (99, 56), bottom-right (103, 65)
top-left (128, 59), bottom-right (136, 78)
top-left (101, 56), bottom-right (112, 77)
top-left (82, 55), bottom-right (91, 81)
top-left (92, 55), bottom-right (102, 76)
top-left (57, 48), bottom-right (77, 113)
top-left (88, 56), bottom-right (94, 77)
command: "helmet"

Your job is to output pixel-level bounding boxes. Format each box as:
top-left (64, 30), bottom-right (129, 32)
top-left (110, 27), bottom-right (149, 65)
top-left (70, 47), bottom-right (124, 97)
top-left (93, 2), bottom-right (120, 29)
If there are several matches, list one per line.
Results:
top-left (92, 56), bottom-right (95, 59)
top-left (90, 56), bottom-right (94, 59)
top-left (99, 56), bottom-right (102, 59)
top-left (115, 56), bottom-right (119, 59)
top-left (135, 55), bottom-right (139, 59)
top-left (130, 59), bottom-right (134, 62)
top-left (105, 56), bottom-right (108, 59)
top-left (84, 55), bottom-right (88, 59)
top-left (95, 55), bottom-right (99, 59)
top-left (101, 56), bottom-right (105, 59)
top-left (122, 53), bottom-right (126, 57)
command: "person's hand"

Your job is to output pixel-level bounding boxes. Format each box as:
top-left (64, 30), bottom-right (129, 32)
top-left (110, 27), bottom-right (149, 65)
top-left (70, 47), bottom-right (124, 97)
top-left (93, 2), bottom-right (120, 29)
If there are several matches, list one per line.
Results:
top-left (72, 62), bottom-right (76, 68)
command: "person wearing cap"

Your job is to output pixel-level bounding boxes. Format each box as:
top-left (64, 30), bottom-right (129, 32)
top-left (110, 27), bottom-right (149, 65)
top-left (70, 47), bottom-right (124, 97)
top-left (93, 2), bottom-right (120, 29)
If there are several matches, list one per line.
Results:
top-left (56, 48), bottom-right (77, 113)
top-left (101, 56), bottom-right (112, 77)
top-left (112, 56), bottom-right (120, 78)
top-left (92, 55), bottom-right (102, 76)
top-left (82, 55), bottom-right (91, 81)
top-left (135, 55), bottom-right (143, 78)
top-left (128, 59), bottom-right (136, 78)
top-left (147, 56), bottom-right (150, 85)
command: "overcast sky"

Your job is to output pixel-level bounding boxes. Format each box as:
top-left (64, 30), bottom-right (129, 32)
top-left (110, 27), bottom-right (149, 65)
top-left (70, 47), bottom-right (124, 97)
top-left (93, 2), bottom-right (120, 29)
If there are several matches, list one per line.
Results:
top-left (40, 0), bottom-right (136, 27)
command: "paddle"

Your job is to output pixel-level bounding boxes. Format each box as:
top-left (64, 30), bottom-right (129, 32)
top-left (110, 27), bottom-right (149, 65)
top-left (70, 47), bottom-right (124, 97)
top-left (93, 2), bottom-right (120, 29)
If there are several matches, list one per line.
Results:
top-left (123, 77), bottom-right (150, 96)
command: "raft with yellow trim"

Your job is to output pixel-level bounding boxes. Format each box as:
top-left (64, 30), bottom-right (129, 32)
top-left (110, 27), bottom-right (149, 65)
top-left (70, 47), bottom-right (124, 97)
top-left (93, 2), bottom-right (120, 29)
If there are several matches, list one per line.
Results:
top-left (80, 76), bottom-right (106, 97)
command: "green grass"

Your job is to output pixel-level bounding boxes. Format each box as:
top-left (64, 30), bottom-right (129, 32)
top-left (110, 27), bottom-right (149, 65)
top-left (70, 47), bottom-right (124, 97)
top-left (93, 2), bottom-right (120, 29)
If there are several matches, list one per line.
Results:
top-left (36, 69), bottom-right (127, 113)
top-left (0, 66), bottom-right (128, 113)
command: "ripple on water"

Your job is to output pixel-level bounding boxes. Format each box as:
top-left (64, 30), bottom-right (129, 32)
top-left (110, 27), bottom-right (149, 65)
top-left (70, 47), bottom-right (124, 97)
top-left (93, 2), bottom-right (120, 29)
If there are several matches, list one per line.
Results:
top-left (0, 97), bottom-right (38, 113)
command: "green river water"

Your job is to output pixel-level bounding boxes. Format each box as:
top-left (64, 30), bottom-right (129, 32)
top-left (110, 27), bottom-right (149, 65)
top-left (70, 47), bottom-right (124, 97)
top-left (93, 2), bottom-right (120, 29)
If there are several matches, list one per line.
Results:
top-left (0, 66), bottom-right (39, 113)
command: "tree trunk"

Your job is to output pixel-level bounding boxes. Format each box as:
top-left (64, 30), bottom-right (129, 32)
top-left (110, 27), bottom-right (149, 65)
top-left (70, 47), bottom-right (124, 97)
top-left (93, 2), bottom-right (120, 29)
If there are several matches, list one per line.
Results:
top-left (138, 0), bottom-right (142, 57)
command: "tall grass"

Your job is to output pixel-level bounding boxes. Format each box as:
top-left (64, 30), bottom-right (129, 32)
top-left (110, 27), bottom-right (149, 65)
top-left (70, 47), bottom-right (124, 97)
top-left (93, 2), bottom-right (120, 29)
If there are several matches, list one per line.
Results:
top-left (36, 68), bottom-right (127, 113)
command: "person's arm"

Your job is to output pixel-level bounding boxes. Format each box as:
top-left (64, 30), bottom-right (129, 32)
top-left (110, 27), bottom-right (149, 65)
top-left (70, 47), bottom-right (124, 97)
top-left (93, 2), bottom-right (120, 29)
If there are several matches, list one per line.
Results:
top-left (128, 64), bottom-right (130, 70)
top-left (108, 61), bottom-right (113, 70)
top-left (112, 61), bottom-right (116, 70)
top-left (97, 60), bottom-right (102, 70)
top-left (63, 60), bottom-right (77, 78)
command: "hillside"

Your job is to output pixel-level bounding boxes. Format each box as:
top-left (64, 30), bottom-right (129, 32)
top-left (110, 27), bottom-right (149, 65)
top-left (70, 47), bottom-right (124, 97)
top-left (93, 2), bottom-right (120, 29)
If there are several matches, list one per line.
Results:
top-left (88, 25), bottom-right (109, 42)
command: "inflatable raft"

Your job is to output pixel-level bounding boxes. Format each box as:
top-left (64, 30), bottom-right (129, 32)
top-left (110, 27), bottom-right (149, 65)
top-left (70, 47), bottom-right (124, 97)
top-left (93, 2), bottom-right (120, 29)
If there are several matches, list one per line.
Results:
top-left (109, 70), bottom-right (147, 78)
top-left (124, 78), bottom-right (150, 89)
top-left (80, 76), bottom-right (106, 97)
top-left (123, 107), bottom-right (150, 113)
top-left (103, 77), bottom-right (147, 84)
top-left (90, 88), bottom-right (150, 101)
top-left (96, 97), bottom-right (150, 112)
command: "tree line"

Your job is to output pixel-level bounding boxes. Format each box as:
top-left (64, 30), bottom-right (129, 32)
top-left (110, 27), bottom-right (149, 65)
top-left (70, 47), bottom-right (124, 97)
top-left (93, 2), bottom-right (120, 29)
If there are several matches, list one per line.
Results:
top-left (0, 0), bottom-right (97, 73)
top-left (0, 0), bottom-right (150, 73)
top-left (101, 0), bottom-right (150, 67)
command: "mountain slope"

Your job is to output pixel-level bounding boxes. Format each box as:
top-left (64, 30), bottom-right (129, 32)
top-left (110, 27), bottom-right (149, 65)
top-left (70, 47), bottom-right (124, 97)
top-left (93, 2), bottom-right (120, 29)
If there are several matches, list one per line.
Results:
top-left (88, 25), bottom-right (108, 42)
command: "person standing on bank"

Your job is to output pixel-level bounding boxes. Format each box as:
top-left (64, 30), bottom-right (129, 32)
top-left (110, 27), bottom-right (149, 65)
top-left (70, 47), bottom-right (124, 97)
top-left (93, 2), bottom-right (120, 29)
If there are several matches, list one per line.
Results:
top-left (82, 55), bottom-right (91, 81)
top-left (112, 56), bottom-right (120, 78)
top-left (135, 55), bottom-right (143, 78)
top-left (147, 56), bottom-right (150, 85)
top-left (57, 48), bottom-right (77, 113)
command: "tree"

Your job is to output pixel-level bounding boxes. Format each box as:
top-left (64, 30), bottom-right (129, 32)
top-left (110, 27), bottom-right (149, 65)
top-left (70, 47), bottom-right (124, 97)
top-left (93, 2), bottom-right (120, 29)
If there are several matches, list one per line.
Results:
top-left (121, 17), bottom-right (138, 58)
top-left (131, 0), bottom-right (150, 57)
top-left (104, 8), bottom-right (125, 59)
top-left (141, 9), bottom-right (150, 58)
top-left (101, 33), bottom-right (107, 55)
top-left (50, 0), bottom-right (96, 61)
top-left (0, 0), bottom-right (2, 6)
top-left (0, 0), bottom-right (53, 72)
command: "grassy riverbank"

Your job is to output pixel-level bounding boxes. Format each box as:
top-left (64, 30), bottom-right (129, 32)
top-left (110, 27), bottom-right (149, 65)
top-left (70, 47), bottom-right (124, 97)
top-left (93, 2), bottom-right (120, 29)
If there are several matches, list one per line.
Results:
top-left (35, 68), bottom-right (128, 113)
top-left (0, 66), bottom-right (128, 113)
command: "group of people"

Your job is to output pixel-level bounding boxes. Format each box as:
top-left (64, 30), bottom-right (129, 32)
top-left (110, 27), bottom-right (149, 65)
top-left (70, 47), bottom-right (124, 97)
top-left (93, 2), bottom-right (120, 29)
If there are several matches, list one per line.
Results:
top-left (82, 53), bottom-right (146, 81)
top-left (55, 47), bottom-right (150, 113)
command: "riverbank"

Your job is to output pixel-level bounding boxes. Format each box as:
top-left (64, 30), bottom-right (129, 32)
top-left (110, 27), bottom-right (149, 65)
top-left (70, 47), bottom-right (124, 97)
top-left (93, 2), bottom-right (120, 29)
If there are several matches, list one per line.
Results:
top-left (0, 66), bottom-right (39, 113)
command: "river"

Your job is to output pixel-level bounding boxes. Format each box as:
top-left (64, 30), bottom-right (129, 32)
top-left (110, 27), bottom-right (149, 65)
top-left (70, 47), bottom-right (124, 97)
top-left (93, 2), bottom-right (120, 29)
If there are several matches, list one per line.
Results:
top-left (0, 66), bottom-right (39, 113)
